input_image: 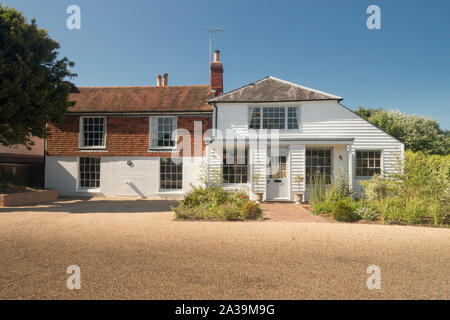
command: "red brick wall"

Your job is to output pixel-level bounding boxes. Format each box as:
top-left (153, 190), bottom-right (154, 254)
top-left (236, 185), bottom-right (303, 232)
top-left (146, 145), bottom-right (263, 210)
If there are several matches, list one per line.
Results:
top-left (47, 115), bottom-right (212, 157)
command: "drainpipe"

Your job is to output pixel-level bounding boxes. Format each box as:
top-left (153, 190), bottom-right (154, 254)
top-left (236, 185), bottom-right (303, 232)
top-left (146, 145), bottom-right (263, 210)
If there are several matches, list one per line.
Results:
top-left (211, 102), bottom-right (217, 142)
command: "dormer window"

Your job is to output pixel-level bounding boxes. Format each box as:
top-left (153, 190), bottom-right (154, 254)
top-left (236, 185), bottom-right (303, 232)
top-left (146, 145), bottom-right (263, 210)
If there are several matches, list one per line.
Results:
top-left (249, 106), bottom-right (299, 130)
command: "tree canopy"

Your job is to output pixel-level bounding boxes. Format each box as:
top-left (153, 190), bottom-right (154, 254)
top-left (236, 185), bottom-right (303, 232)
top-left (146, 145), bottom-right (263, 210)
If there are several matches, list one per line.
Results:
top-left (355, 107), bottom-right (449, 155)
top-left (0, 4), bottom-right (76, 148)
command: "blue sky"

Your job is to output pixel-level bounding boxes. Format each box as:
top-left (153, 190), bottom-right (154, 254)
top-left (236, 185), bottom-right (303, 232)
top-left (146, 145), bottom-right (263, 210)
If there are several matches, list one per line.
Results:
top-left (4, 0), bottom-right (450, 128)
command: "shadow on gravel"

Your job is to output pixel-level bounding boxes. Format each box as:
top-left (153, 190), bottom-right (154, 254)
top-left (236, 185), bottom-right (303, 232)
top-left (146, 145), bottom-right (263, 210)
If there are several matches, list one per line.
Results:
top-left (0, 199), bottom-right (180, 214)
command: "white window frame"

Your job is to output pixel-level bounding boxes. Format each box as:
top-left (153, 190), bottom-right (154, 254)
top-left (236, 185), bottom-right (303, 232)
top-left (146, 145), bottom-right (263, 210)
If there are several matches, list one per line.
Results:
top-left (305, 147), bottom-right (334, 185)
top-left (149, 116), bottom-right (178, 150)
top-left (79, 116), bottom-right (107, 150)
top-left (248, 105), bottom-right (300, 131)
top-left (76, 156), bottom-right (101, 192)
top-left (159, 157), bottom-right (183, 190)
top-left (222, 146), bottom-right (249, 185)
top-left (355, 149), bottom-right (383, 178)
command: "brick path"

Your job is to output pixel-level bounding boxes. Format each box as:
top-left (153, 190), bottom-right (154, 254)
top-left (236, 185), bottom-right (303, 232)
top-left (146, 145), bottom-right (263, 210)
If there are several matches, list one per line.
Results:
top-left (261, 202), bottom-right (332, 222)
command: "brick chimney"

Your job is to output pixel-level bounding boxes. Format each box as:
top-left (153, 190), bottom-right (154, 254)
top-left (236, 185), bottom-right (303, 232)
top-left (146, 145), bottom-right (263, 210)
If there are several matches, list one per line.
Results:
top-left (210, 50), bottom-right (223, 96)
top-left (162, 73), bottom-right (168, 87)
top-left (156, 74), bottom-right (161, 87)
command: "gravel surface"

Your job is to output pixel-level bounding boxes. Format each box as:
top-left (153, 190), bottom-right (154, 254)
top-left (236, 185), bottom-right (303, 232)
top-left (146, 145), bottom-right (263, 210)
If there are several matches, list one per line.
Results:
top-left (0, 199), bottom-right (449, 300)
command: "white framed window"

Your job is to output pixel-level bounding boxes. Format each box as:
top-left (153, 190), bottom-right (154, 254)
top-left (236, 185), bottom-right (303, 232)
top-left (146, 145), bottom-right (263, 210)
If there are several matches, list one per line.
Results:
top-left (79, 117), bottom-right (106, 148)
top-left (287, 107), bottom-right (299, 129)
top-left (356, 151), bottom-right (381, 177)
top-left (79, 157), bottom-right (100, 189)
top-left (249, 106), bottom-right (299, 130)
top-left (160, 158), bottom-right (182, 190)
top-left (223, 146), bottom-right (248, 184)
top-left (305, 148), bottom-right (332, 184)
top-left (150, 116), bottom-right (177, 149)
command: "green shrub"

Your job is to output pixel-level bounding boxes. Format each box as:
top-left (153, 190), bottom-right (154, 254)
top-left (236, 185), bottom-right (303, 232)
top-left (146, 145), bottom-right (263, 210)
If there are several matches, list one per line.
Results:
top-left (355, 207), bottom-right (379, 221)
top-left (172, 183), bottom-right (255, 221)
top-left (313, 201), bottom-right (334, 214)
top-left (331, 200), bottom-right (360, 222)
top-left (326, 168), bottom-right (352, 201)
top-left (217, 203), bottom-right (242, 221)
top-left (173, 203), bottom-right (210, 220)
top-left (360, 174), bottom-right (397, 201)
top-left (377, 197), bottom-right (428, 225)
top-left (397, 151), bottom-right (450, 200)
top-left (241, 201), bottom-right (262, 220)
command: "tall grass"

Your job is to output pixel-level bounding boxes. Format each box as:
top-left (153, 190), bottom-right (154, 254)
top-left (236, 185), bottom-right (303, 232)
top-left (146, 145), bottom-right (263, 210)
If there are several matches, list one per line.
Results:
top-left (310, 172), bottom-right (328, 203)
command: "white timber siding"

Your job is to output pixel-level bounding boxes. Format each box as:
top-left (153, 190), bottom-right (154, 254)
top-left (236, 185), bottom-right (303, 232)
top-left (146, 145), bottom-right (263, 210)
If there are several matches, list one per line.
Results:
top-left (212, 100), bottom-right (404, 198)
top-left (45, 156), bottom-right (203, 198)
top-left (251, 145), bottom-right (267, 199)
top-left (206, 144), bottom-right (222, 183)
top-left (289, 145), bottom-right (305, 200)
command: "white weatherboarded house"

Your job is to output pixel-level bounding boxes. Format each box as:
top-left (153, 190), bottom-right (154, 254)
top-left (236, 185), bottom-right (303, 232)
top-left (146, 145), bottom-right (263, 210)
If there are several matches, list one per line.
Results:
top-left (206, 76), bottom-right (404, 201)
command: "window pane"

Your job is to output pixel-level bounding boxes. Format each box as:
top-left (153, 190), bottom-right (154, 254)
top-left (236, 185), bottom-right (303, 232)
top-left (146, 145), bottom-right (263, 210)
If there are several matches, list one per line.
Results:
top-left (249, 108), bottom-right (261, 129)
top-left (160, 158), bottom-right (182, 189)
top-left (287, 107), bottom-right (298, 129)
top-left (79, 157), bottom-right (100, 188)
top-left (262, 107), bottom-right (286, 129)
top-left (152, 117), bottom-right (176, 148)
top-left (355, 150), bottom-right (381, 176)
top-left (305, 148), bottom-right (332, 184)
top-left (223, 147), bottom-right (249, 184)
top-left (82, 117), bottom-right (105, 147)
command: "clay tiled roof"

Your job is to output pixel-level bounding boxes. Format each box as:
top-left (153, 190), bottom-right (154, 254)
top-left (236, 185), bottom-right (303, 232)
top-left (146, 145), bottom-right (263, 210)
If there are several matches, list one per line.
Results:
top-left (68, 85), bottom-right (214, 113)
top-left (209, 76), bottom-right (342, 103)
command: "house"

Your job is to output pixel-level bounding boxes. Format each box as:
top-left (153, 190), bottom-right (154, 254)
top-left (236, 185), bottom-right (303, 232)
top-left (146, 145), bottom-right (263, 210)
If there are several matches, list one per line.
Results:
top-left (206, 75), bottom-right (404, 201)
top-left (45, 50), bottom-right (404, 201)
top-left (0, 137), bottom-right (45, 187)
top-left (45, 55), bottom-right (223, 197)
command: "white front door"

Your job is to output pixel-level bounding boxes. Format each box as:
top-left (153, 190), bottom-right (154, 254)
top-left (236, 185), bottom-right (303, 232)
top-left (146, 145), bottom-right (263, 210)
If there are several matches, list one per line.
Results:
top-left (266, 154), bottom-right (289, 200)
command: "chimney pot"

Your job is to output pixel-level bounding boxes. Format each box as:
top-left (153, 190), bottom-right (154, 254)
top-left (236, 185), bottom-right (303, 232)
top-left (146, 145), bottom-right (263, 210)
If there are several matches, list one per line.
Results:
top-left (214, 50), bottom-right (220, 62)
top-left (156, 74), bottom-right (161, 87)
top-left (162, 73), bottom-right (168, 87)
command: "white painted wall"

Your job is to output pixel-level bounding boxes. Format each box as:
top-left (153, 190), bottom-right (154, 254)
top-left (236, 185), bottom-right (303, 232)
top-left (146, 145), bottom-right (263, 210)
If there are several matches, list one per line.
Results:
top-left (45, 156), bottom-right (204, 198)
top-left (183, 157), bottom-right (205, 191)
top-left (101, 157), bottom-right (160, 197)
top-left (45, 156), bottom-right (78, 195)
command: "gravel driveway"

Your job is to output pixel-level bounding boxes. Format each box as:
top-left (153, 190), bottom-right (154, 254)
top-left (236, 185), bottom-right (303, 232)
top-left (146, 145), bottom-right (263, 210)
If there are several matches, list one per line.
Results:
top-left (0, 199), bottom-right (449, 299)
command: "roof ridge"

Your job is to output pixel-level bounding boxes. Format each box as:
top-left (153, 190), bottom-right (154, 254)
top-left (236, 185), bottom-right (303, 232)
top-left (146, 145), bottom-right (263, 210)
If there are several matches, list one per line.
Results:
top-left (209, 76), bottom-right (342, 103)
top-left (75, 84), bottom-right (211, 89)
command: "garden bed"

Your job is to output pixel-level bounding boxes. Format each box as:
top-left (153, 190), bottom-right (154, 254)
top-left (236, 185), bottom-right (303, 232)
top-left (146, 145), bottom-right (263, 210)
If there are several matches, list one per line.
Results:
top-left (172, 184), bottom-right (263, 221)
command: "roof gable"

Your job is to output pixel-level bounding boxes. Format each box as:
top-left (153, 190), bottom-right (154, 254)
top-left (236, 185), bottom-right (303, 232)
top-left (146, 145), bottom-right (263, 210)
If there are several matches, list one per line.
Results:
top-left (68, 85), bottom-right (214, 113)
top-left (209, 76), bottom-right (342, 103)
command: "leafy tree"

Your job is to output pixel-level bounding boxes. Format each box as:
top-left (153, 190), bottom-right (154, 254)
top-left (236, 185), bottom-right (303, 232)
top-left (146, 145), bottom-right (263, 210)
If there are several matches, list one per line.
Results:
top-left (355, 107), bottom-right (449, 155)
top-left (0, 4), bottom-right (76, 148)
